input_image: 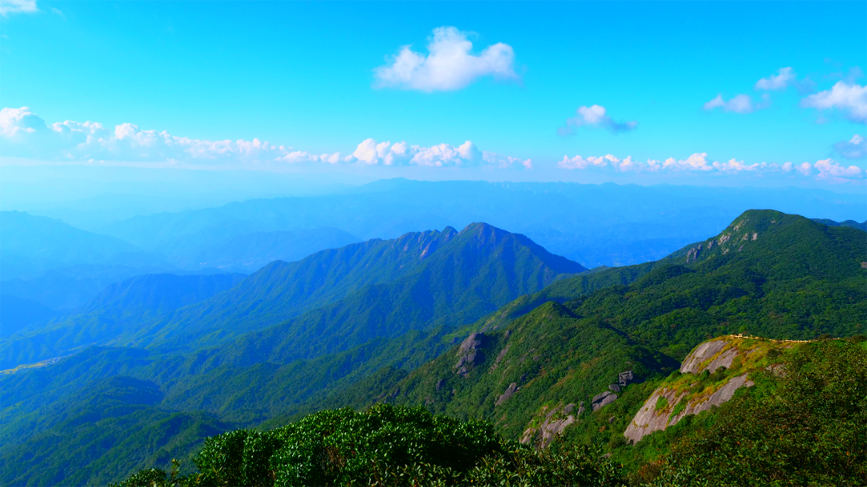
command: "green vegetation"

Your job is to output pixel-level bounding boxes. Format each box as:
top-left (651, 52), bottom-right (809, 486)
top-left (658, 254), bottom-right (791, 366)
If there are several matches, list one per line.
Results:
top-left (640, 339), bottom-right (867, 486)
top-left (129, 222), bottom-right (585, 353)
top-left (2, 210), bottom-right (865, 485)
top-left (0, 273), bottom-right (244, 370)
top-left (112, 404), bottom-right (622, 487)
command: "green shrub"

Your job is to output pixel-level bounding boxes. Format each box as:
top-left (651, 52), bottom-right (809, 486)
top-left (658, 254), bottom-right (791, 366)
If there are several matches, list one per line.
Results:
top-left (114, 404), bottom-right (624, 487)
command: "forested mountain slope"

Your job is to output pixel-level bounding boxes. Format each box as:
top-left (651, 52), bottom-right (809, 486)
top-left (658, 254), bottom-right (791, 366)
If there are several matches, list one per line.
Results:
top-left (0, 273), bottom-right (244, 370)
top-left (1, 210), bottom-right (863, 486)
top-left (346, 210), bottom-right (866, 440)
top-left (126, 223), bottom-right (585, 352)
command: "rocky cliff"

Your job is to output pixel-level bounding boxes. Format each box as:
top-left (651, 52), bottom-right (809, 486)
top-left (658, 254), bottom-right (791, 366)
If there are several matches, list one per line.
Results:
top-left (623, 336), bottom-right (796, 444)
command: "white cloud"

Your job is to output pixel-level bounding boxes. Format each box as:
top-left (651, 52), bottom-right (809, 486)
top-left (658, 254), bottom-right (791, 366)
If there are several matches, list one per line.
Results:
top-left (373, 27), bottom-right (518, 92)
top-left (0, 106), bottom-right (338, 165)
top-left (703, 93), bottom-right (769, 114)
top-left (558, 150), bottom-right (863, 182)
top-left (0, 0), bottom-right (37, 15)
top-left (833, 133), bottom-right (865, 159)
top-left (814, 158), bottom-right (862, 179)
top-left (755, 67), bottom-right (796, 91)
top-left (559, 105), bottom-right (637, 135)
top-left (801, 82), bottom-right (867, 123)
top-left (346, 138), bottom-right (528, 169)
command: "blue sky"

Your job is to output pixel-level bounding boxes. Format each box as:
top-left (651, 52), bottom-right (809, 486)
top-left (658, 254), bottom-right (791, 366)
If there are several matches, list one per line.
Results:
top-left (1, 0), bottom-right (865, 188)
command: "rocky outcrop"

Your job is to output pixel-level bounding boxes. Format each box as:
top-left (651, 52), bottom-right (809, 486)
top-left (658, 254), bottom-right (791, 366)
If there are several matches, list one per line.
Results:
top-left (679, 339), bottom-right (730, 374)
top-left (495, 382), bottom-right (518, 406)
top-left (454, 332), bottom-right (488, 377)
top-left (591, 391), bottom-right (617, 411)
top-left (520, 402), bottom-right (583, 447)
top-left (623, 374), bottom-right (753, 444)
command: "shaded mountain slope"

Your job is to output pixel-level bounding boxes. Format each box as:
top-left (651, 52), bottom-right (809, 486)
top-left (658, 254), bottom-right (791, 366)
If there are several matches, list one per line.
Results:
top-left (0, 375), bottom-right (229, 487)
top-left (0, 273), bottom-right (244, 370)
top-left (0, 295), bottom-right (61, 337)
top-left (812, 217), bottom-right (867, 232)
top-left (130, 223), bottom-right (585, 352)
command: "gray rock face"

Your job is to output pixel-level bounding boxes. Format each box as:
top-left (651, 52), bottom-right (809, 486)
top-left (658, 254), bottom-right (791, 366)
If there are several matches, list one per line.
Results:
top-left (680, 339), bottom-right (728, 374)
top-left (591, 391), bottom-right (618, 411)
top-left (520, 404), bottom-right (577, 447)
top-left (454, 332), bottom-right (488, 377)
top-left (623, 373), bottom-right (754, 444)
top-left (460, 332), bottom-right (485, 353)
top-left (495, 382), bottom-right (518, 406)
top-left (608, 384), bottom-right (621, 392)
top-left (618, 370), bottom-right (637, 387)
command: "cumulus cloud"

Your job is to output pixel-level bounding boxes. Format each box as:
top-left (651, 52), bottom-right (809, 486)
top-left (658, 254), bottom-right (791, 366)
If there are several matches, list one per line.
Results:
top-left (703, 93), bottom-right (769, 114)
top-left (755, 67), bottom-right (797, 91)
top-left (373, 26), bottom-right (518, 92)
top-left (0, 0), bottom-right (37, 15)
top-left (800, 82), bottom-right (867, 123)
top-left (559, 105), bottom-right (637, 135)
top-left (0, 106), bottom-right (338, 165)
top-left (833, 134), bottom-right (865, 160)
top-left (0, 107), bottom-right (530, 170)
top-left (558, 150), bottom-right (863, 182)
top-left (346, 138), bottom-right (529, 169)
top-left (814, 158), bottom-right (863, 179)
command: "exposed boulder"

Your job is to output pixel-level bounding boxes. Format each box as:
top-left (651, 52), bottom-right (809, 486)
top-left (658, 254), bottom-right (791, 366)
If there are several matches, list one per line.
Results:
top-left (608, 384), bottom-right (621, 392)
top-left (454, 332), bottom-right (489, 377)
top-left (520, 403), bottom-right (578, 447)
top-left (495, 382), bottom-right (518, 406)
top-left (591, 391), bottom-right (617, 411)
top-left (618, 370), bottom-right (640, 387)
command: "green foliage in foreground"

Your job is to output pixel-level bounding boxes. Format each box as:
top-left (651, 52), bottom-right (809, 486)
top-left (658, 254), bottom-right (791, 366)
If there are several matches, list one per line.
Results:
top-left (112, 404), bottom-right (623, 487)
top-left (639, 339), bottom-right (867, 486)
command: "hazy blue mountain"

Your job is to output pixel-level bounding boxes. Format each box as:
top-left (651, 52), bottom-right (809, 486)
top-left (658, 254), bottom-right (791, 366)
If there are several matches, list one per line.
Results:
top-left (812, 218), bottom-right (867, 231)
top-left (0, 265), bottom-right (188, 311)
top-left (167, 227), bottom-right (361, 272)
top-left (128, 223), bottom-right (586, 352)
top-left (0, 295), bottom-right (61, 338)
top-left (96, 180), bottom-right (867, 268)
top-left (0, 273), bottom-right (244, 370)
top-left (0, 211), bottom-right (161, 280)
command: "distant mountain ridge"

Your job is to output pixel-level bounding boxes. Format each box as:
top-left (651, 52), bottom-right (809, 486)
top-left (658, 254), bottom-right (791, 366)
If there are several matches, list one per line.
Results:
top-left (0, 211), bottom-right (157, 280)
top-left (0, 273), bottom-right (245, 370)
top-left (94, 180), bottom-right (867, 268)
top-left (128, 222), bottom-right (586, 353)
top-left (812, 218), bottom-right (867, 232)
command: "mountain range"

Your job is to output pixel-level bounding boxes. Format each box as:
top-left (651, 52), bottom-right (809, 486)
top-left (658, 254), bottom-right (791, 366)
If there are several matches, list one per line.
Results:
top-left (0, 209), bottom-right (864, 486)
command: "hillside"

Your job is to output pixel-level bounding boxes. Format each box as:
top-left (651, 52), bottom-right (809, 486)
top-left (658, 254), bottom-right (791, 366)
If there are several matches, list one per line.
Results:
top-left (349, 210), bottom-right (866, 440)
top-left (0, 211), bottom-right (159, 280)
top-left (127, 223), bottom-right (586, 352)
top-left (0, 211), bottom-right (863, 486)
top-left (0, 295), bottom-right (61, 337)
top-left (0, 273), bottom-right (245, 370)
